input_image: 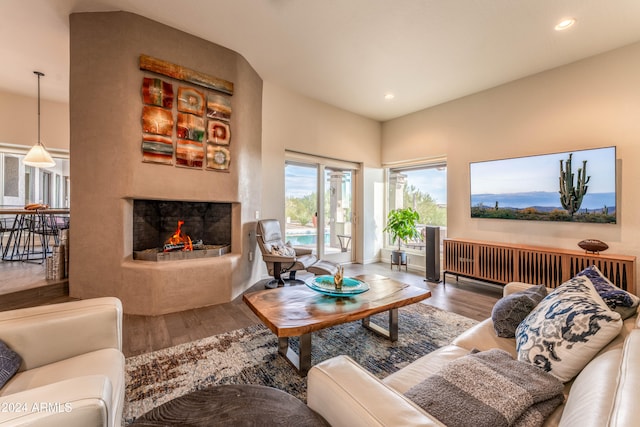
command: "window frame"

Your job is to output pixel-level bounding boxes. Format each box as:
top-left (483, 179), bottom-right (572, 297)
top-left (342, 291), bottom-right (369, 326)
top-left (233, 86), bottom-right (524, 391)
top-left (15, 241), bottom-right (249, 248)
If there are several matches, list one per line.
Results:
top-left (285, 150), bottom-right (360, 263)
top-left (384, 158), bottom-right (447, 252)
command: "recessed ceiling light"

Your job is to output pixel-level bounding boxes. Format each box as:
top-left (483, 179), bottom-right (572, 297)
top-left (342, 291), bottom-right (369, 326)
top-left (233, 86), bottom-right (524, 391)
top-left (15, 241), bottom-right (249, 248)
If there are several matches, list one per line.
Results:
top-left (555, 18), bottom-right (576, 31)
top-left (384, 93), bottom-right (395, 100)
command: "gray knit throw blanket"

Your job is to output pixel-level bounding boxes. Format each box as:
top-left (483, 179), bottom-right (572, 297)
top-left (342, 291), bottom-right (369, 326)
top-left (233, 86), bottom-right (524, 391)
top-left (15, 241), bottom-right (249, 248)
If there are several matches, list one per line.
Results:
top-left (404, 349), bottom-right (564, 427)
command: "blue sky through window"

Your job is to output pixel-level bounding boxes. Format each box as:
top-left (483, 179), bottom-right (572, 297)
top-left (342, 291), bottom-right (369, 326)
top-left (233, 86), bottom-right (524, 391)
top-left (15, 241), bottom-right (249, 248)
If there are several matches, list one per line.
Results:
top-left (285, 164), bottom-right (317, 198)
top-left (401, 167), bottom-right (447, 205)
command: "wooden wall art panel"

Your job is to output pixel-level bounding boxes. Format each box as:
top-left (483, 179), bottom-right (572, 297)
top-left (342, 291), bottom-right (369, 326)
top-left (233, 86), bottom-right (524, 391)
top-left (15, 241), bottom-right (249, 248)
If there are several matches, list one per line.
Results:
top-left (207, 120), bottom-right (230, 145)
top-left (140, 54), bottom-right (234, 95)
top-left (207, 93), bottom-right (232, 122)
top-left (177, 87), bottom-right (205, 115)
top-left (140, 54), bottom-right (233, 172)
top-left (207, 145), bottom-right (230, 171)
top-left (176, 139), bottom-right (204, 169)
top-left (142, 77), bottom-right (174, 108)
top-left (176, 113), bottom-right (205, 142)
top-left (142, 134), bottom-right (173, 165)
top-left (142, 106), bottom-right (174, 136)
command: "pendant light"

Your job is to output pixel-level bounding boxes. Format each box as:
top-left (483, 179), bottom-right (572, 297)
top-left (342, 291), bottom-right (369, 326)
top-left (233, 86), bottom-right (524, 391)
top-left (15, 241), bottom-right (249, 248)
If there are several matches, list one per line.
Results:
top-left (23, 71), bottom-right (56, 168)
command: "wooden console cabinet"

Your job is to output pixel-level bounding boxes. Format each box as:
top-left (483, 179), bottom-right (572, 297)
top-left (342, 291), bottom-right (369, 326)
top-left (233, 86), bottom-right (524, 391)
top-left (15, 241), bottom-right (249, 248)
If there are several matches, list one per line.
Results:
top-left (443, 238), bottom-right (636, 294)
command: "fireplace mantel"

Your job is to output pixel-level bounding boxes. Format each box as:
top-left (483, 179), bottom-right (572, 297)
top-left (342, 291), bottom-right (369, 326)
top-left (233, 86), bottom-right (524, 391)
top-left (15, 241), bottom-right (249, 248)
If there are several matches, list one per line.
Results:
top-left (119, 254), bottom-right (242, 315)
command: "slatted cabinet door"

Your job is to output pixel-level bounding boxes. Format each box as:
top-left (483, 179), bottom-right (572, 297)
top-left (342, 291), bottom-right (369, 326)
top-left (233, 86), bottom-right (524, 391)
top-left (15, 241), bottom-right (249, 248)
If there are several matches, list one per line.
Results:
top-left (443, 239), bottom-right (475, 278)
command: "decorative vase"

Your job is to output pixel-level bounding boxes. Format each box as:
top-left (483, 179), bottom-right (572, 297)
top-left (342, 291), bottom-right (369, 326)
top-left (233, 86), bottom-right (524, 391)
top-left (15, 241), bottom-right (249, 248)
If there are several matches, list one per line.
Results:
top-left (334, 266), bottom-right (344, 290)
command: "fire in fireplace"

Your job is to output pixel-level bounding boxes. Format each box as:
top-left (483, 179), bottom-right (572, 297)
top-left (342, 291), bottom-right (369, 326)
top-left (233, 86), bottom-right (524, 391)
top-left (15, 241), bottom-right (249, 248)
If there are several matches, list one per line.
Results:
top-left (164, 220), bottom-right (193, 252)
top-left (132, 199), bottom-right (231, 262)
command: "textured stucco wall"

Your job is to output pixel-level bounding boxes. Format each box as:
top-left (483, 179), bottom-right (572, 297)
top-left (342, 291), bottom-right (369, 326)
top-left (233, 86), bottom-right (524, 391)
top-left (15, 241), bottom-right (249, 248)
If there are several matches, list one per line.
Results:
top-left (69, 11), bottom-right (262, 314)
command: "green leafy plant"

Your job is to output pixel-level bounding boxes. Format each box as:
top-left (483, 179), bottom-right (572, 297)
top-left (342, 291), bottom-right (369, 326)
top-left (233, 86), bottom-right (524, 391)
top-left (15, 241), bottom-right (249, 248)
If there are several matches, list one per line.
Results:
top-left (384, 207), bottom-right (421, 251)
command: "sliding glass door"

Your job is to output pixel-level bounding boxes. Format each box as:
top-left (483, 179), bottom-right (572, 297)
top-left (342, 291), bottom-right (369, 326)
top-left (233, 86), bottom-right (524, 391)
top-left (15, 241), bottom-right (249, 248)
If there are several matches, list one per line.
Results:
top-left (284, 162), bottom-right (319, 252)
top-left (285, 155), bottom-right (357, 264)
top-left (323, 167), bottom-right (353, 263)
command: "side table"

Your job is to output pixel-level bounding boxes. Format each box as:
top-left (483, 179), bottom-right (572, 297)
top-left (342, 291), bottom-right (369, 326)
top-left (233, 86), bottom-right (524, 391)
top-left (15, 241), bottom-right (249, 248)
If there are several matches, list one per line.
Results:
top-left (131, 384), bottom-right (329, 426)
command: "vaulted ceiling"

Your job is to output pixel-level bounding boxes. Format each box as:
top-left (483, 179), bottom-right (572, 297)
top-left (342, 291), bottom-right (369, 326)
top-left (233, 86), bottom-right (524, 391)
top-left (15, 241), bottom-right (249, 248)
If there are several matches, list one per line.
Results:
top-left (2, 0), bottom-right (640, 121)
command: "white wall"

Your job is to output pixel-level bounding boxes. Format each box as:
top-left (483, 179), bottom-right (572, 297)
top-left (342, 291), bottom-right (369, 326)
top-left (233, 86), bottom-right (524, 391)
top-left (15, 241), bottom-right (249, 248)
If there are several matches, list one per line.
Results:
top-left (382, 41), bottom-right (640, 290)
top-left (261, 82), bottom-right (383, 263)
top-left (0, 89), bottom-right (69, 151)
top-left (0, 90), bottom-right (70, 207)
top-left (362, 166), bottom-right (385, 264)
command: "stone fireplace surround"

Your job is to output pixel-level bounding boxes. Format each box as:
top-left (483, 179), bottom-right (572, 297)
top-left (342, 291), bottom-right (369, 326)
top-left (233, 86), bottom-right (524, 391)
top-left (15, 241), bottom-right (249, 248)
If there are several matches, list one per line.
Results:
top-left (69, 11), bottom-right (263, 315)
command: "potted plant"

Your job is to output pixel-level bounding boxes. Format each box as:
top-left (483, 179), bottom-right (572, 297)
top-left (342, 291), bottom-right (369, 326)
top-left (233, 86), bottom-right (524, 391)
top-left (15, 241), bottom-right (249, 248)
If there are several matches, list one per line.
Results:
top-left (383, 207), bottom-right (421, 266)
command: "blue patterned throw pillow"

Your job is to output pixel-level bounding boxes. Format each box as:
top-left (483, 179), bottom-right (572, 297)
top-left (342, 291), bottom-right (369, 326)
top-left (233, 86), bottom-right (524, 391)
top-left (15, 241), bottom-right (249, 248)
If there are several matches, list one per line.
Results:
top-left (576, 265), bottom-right (639, 319)
top-left (0, 340), bottom-right (21, 388)
top-left (515, 276), bottom-right (622, 382)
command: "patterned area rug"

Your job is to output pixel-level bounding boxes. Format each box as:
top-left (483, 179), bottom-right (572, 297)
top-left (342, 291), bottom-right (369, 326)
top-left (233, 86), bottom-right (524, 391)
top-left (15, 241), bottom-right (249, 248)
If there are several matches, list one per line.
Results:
top-left (124, 303), bottom-right (477, 425)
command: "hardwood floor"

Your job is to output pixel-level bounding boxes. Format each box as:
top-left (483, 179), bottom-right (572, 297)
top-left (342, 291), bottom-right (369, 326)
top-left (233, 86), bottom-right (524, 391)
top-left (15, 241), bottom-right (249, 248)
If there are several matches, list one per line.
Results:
top-left (0, 258), bottom-right (60, 295)
top-left (0, 261), bottom-right (502, 358)
top-left (0, 260), bottom-right (70, 310)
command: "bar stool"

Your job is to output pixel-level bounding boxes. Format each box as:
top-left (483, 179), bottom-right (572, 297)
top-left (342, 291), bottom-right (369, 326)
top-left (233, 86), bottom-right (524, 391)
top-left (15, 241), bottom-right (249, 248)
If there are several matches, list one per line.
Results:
top-left (0, 217), bottom-right (10, 256)
top-left (1, 214), bottom-right (28, 261)
top-left (21, 212), bottom-right (60, 263)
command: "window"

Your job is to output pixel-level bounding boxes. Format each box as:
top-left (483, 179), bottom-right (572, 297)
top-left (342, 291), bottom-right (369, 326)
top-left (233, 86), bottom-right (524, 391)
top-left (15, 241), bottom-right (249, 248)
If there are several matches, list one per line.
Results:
top-left (64, 176), bottom-right (71, 208)
top-left (24, 166), bottom-right (35, 205)
top-left (3, 156), bottom-right (19, 197)
top-left (55, 174), bottom-right (61, 207)
top-left (285, 162), bottom-right (319, 249)
top-left (387, 162), bottom-right (447, 250)
top-left (41, 171), bottom-right (51, 206)
top-left (1, 146), bottom-right (70, 207)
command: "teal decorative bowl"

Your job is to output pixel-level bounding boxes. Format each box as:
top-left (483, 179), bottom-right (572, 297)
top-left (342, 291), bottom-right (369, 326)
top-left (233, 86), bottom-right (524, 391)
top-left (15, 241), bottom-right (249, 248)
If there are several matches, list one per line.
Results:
top-left (306, 275), bottom-right (370, 297)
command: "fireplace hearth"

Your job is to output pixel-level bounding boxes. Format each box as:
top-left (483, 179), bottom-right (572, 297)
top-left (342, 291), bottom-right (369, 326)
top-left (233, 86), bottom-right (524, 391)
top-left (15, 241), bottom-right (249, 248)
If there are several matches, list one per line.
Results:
top-left (133, 199), bottom-right (231, 261)
top-left (133, 244), bottom-right (230, 261)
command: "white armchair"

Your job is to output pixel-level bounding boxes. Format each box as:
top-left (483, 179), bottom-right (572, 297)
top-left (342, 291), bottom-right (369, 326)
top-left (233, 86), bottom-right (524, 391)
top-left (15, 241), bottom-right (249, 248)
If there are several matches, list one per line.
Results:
top-left (0, 298), bottom-right (125, 427)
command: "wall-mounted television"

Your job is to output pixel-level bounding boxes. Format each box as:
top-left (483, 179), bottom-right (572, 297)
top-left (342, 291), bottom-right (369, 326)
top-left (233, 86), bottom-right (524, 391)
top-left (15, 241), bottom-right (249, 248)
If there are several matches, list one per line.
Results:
top-left (470, 146), bottom-right (616, 223)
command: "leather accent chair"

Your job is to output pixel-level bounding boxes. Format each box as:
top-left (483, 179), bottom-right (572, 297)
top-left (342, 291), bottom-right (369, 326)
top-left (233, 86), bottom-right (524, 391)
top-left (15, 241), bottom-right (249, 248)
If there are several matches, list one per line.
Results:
top-left (0, 298), bottom-right (125, 427)
top-left (257, 219), bottom-right (339, 288)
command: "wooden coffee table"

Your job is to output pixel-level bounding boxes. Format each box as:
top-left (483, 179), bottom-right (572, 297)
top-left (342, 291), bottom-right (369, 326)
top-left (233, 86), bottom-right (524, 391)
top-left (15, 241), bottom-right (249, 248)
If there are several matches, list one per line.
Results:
top-left (243, 274), bottom-right (431, 375)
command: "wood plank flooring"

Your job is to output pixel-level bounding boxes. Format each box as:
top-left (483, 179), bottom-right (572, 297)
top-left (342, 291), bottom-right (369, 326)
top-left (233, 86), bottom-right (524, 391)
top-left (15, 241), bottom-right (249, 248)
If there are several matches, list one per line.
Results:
top-left (0, 258), bottom-right (63, 295)
top-left (0, 261), bottom-right (502, 357)
top-left (0, 260), bottom-right (70, 310)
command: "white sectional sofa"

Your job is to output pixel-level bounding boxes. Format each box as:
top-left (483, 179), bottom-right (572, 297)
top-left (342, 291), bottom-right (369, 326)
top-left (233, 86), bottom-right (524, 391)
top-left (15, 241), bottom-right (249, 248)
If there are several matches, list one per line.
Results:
top-left (0, 298), bottom-right (125, 427)
top-left (308, 280), bottom-right (640, 427)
